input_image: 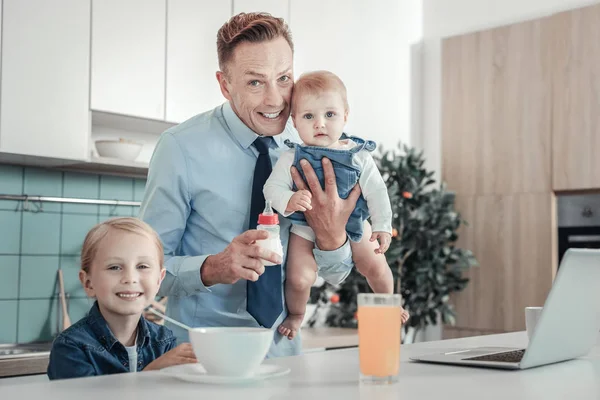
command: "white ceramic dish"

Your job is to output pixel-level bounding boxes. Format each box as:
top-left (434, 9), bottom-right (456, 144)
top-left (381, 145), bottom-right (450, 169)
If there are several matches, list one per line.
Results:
top-left (160, 363), bottom-right (290, 385)
top-left (188, 327), bottom-right (273, 377)
top-left (95, 140), bottom-right (143, 161)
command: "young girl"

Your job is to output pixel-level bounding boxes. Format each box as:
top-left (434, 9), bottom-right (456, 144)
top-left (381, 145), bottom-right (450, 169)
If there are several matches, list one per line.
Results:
top-left (264, 70), bottom-right (409, 339)
top-left (47, 217), bottom-right (196, 380)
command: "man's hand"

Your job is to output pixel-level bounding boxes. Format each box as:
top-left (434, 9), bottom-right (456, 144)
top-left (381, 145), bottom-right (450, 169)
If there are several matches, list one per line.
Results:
top-left (200, 230), bottom-right (283, 286)
top-left (143, 343), bottom-right (197, 371)
top-left (285, 189), bottom-right (312, 214)
top-left (291, 158), bottom-right (361, 251)
top-left (370, 231), bottom-right (391, 254)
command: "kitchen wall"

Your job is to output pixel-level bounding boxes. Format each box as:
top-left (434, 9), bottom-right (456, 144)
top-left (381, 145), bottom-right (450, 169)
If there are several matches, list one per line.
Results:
top-left (0, 164), bottom-right (145, 344)
top-left (418, 0), bottom-right (600, 181)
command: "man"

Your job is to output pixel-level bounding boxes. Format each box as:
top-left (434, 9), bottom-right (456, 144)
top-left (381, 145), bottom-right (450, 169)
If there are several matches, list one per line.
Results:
top-left (139, 12), bottom-right (359, 357)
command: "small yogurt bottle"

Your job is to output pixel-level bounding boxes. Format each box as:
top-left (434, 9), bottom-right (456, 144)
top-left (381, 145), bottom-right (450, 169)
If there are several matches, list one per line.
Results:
top-left (255, 200), bottom-right (283, 266)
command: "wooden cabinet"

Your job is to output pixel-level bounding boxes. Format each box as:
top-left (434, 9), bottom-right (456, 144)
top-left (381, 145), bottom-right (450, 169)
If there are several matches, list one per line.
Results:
top-left (233, 0), bottom-right (289, 19)
top-left (450, 193), bottom-right (555, 332)
top-left (441, 18), bottom-right (552, 196)
top-left (0, 0), bottom-right (90, 161)
top-left (165, 0), bottom-right (231, 123)
top-left (550, 5), bottom-right (600, 191)
top-left (91, 0), bottom-right (166, 120)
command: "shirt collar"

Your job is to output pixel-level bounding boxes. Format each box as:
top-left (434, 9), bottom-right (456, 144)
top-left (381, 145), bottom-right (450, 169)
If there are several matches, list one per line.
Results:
top-left (87, 300), bottom-right (151, 350)
top-left (221, 101), bottom-right (289, 150)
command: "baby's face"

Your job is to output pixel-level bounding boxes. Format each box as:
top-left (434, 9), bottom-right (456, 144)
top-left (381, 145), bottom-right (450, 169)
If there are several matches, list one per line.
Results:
top-left (292, 91), bottom-right (348, 148)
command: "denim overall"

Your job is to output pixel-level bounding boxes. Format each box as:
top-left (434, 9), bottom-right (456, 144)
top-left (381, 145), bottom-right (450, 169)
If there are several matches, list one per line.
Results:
top-left (285, 134), bottom-right (376, 242)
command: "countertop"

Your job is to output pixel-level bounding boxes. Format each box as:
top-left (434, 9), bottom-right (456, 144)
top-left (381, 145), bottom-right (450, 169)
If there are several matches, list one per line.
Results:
top-left (2, 331), bottom-right (599, 399)
top-left (0, 328), bottom-right (357, 379)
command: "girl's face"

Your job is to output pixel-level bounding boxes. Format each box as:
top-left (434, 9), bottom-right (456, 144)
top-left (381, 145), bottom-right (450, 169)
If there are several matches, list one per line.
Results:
top-left (79, 229), bottom-right (165, 319)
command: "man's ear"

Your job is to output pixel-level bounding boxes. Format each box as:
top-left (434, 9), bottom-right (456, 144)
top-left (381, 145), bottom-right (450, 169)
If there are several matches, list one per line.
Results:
top-left (216, 71), bottom-right (233, 102)
top-left (79, 270), bottom-right (95, 298)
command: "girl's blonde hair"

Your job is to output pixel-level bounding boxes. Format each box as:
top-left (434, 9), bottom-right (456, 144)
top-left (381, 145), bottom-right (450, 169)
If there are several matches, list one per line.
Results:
top-left (291, 70), bottom-right (349, 115)
top-left (80, 217), bottom-right (164, 273)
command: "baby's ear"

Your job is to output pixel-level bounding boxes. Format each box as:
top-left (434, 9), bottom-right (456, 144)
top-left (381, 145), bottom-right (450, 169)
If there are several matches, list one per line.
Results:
top-left (158, 267), bottom-right (166, 284)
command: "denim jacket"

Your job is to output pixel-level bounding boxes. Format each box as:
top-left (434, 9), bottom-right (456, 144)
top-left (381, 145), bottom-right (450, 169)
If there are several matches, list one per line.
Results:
top-left (47, 301), bottom-right (176, 380)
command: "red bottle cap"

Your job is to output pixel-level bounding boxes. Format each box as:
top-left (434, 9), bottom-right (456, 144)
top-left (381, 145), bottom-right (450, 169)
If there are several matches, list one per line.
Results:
top-left (257, 200), bottom-right (279, 225)
top-left (258, 212), bottom-right (279, 225)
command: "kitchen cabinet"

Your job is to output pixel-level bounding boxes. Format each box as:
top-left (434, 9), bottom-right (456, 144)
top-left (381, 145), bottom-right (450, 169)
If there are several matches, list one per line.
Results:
top-left (0, 0), bottom-right (90, 161)
top-left (233, 0), bottom-right (289, 20)
top-left (449, 193), bottom-right (555, 333)
top-left (441, 17), bottom-right (552, 196)
top-left (165, 0), bottom-right (231, 123)
top-left (550, 4), bottom-right (600, 191)
top-left (91, 0), bottom-right (166, 120)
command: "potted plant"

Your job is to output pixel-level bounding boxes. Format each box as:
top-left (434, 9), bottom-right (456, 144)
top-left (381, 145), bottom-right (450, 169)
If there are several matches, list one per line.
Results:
top-left (307, 144), bottom-right (478, 342)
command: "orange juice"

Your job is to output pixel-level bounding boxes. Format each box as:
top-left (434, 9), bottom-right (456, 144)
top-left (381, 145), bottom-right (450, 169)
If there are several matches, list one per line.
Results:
top-left (358, 305), bottom-right (401, 377)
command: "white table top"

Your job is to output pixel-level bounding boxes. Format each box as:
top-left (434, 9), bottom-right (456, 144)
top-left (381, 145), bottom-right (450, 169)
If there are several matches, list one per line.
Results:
top-left (1, 331), bottom-right (599, 399)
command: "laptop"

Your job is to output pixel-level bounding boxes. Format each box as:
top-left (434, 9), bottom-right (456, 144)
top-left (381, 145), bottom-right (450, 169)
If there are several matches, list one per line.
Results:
top-left (410, 248), bottom-right (600, 370)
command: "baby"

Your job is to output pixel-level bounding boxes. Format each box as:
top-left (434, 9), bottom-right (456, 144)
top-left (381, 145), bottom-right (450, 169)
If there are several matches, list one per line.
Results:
top-left (264, 70), bottom-right (409, 339)
top-left (47, 217), bottom-right (196, 380)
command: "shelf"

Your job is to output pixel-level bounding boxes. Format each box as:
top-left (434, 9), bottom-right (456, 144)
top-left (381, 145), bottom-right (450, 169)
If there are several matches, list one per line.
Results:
top-left (0, 151), bottom-right (149, 179)
top-left (61, 157), bottom-right (149, 179)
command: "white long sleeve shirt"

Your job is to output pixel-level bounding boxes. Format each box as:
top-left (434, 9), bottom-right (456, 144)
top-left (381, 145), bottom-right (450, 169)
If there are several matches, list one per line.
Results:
top-left (264, 141), bottom-right (393, 235)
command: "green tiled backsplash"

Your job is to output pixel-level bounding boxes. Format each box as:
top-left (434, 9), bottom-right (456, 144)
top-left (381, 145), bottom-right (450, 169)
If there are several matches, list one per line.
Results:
top-left (0, 164), bottom-right (146, 344)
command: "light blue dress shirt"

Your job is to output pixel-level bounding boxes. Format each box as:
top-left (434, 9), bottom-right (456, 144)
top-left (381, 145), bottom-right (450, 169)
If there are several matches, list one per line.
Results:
top-left (139, 102), bottom-right (354, 357)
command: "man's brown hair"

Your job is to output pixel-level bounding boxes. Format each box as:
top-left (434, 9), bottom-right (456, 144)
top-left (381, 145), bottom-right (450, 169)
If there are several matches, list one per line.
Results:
top-left (217, 12), bottom-right (293, 74)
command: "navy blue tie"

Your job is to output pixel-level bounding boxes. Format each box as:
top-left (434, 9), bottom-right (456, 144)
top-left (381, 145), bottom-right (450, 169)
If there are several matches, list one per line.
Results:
top-left (247, 136), bottom-right (283, 328)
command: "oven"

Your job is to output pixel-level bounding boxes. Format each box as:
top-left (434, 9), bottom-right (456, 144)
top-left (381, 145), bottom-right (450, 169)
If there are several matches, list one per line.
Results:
top-left (557, 193), bottom-right (600, 265)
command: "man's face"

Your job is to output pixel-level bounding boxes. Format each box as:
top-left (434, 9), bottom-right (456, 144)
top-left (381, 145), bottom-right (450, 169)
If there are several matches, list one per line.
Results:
top-left (217, 37), bottom-right (293, 136)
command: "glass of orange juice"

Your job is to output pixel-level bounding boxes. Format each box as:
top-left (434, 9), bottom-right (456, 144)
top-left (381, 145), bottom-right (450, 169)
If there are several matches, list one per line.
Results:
top-left (357, 293), bottom-right (402, 384)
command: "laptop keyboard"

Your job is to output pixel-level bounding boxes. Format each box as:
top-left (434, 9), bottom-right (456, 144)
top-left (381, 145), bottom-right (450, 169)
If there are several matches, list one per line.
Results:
top-left (463, 349), bottom-right (526, 363)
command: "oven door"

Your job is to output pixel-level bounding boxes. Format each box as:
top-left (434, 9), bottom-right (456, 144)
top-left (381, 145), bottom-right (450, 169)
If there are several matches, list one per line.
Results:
top-left (558, 226), bottom-right (600, 264)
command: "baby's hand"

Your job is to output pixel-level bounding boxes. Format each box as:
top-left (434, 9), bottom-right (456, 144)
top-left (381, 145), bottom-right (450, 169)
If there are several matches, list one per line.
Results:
top-left (370, 231), bottom-right (392, 254)
top-left (285, 189), bottom-right (312, 214)
top-left (400, 307), bottom-right (410, 324)
top-left (143, 343), bottom-right (197, 371)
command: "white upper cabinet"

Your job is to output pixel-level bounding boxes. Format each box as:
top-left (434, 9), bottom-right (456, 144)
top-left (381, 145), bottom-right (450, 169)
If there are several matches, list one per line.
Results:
top-left (91, 0), bottom-right (166, 120)
top-left (233, 0), bottom-right (289, 19)
top-left (0, 0), bottom-right (91, 160)
top-left (166, 0), bottom-right (231, 123)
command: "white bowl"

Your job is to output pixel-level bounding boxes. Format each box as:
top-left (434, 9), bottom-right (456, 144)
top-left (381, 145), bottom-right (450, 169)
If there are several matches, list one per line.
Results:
top-left (95, 140), bottom-right (143, 161)
top-left (188, 327), bottom-right (272, 377)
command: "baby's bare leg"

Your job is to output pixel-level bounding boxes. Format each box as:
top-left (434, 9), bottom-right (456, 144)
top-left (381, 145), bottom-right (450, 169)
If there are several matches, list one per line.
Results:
top-left (351, 221), bottom-right (393, 294)
top-left (278, 233), bottom-right (318, 340)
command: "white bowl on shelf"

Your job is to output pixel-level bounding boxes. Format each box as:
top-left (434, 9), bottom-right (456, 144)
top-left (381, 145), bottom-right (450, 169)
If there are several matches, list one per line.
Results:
top-left (95, 139), bottom-right (143, 161)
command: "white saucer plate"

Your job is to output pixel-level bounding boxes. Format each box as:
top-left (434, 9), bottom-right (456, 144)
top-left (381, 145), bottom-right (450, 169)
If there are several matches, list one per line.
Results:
top-left (160, 363), bottom-right (291, 385)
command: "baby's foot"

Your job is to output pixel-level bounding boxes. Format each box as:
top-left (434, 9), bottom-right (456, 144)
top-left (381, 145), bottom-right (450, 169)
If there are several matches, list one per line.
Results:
top-left (401, 308), bottom-right (410, 324)
top-left (277, 313), bottom-right (305, 340)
